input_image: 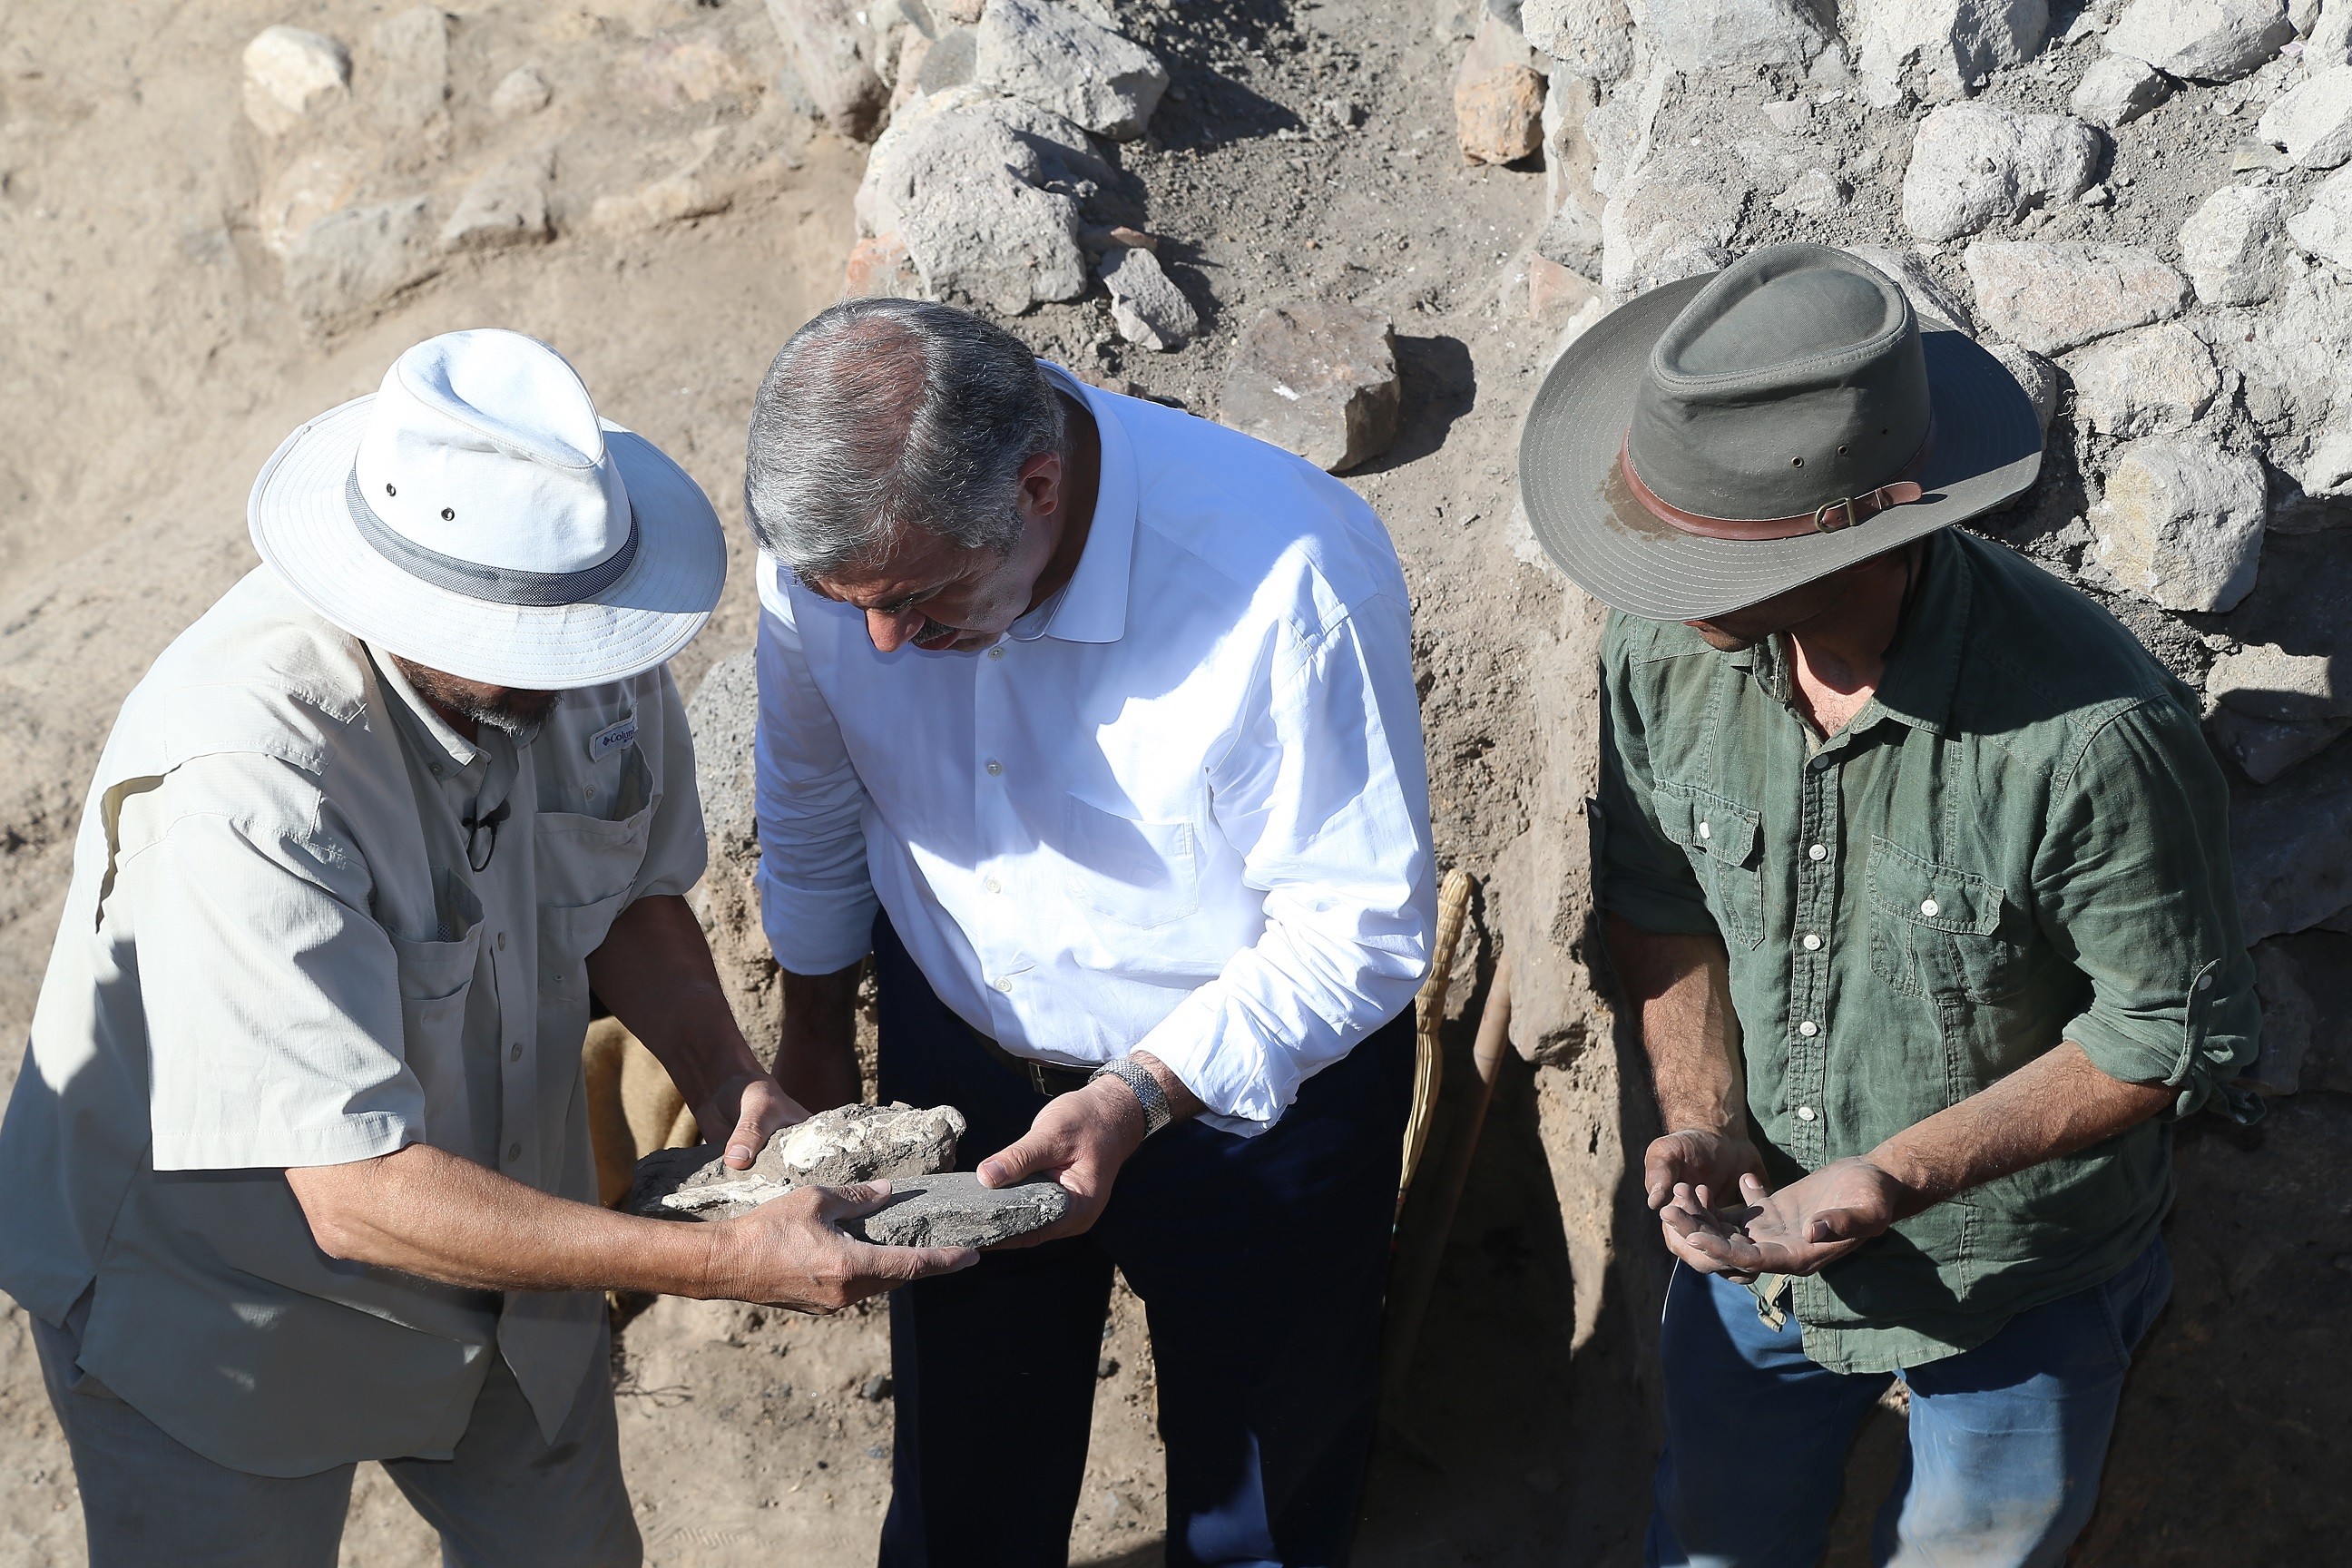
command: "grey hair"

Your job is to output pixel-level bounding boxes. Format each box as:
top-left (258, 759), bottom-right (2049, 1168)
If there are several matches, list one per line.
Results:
top-left (743, 298), bottom-right (1066, 580)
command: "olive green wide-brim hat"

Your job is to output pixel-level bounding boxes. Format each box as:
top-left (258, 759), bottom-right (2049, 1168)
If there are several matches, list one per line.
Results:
top-left (1518, 244), bottom-right (2045, 622)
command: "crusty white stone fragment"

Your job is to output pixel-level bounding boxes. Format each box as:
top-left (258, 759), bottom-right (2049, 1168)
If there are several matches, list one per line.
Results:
top-left (2180, 183), bottom-right (2289, 305)
top-left (1963, 240), bottom-right (2190, 354)
top-left (241, 25), bottom-right (350, 135)
top-left (2092, 434), bottom-right (2269, 612)
top-left (975, 0), bottom-right (1167, 139)
top-left (2259, 64), bottom-right (2352, 167)
top-left (491, 66), bottom-right (554, 119)
top-left (1902, 103), bottom-right (2103, 242)
top-left (2063, 321), bottom-right (2221, 437)
top-left (2071, 52), bottom-right (2172, 128)
top-left (632, 1102), bottom-right (969, 1220)
top-left (2102, 0), bottom-right (2294, 82)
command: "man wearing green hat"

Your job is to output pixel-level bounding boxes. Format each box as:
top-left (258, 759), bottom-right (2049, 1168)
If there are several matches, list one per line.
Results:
top-left (1517, 244), bottom-right (2259, 1564)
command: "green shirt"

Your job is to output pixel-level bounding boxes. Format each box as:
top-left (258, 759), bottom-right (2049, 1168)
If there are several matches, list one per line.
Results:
top-left (1599, 528), bottom-right (2259, 1374)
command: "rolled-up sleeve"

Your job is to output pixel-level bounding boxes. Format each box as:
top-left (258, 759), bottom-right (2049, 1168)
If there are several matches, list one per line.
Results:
top-left (1133, 594), bottom-right (1436, 1134)
top-left (1598, 618), bottom-right (1716, 937)
top-left (2034, 696), bottom-right (2259, 1118)
top-left (755, 573), bottom-right (881, 975)
top-left (119, 758), bottom-right (425, 1171)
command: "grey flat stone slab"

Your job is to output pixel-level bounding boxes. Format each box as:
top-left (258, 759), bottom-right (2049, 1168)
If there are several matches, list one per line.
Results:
top-left (847, 1172), bottom-right (1073, 1249)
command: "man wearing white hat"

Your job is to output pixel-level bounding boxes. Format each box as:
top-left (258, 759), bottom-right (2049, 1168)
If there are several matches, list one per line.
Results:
top-left (0, 328), bottom-right (974, 1568)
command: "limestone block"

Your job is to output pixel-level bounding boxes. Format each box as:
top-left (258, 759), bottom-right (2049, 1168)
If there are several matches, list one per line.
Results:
top-left (1099, 245), bottom-right (1196, 350)
top-left (1640, 0), bottom-right (1833, 70)
top-left (768, 0), bottom-right (890, 140)
top-left (2071, 52), bottom-right (2172, 127)
top-left (240, 25), bottom-right (349, 136)
top-left (631, 1102), bottom-right (968, 1220)
top-left (1857, 0), bottom-right (2052, 91)
top-left (369, 6), bottom-right (450, 134)
top-left (849, 1172), bottom-right (1073, 1247)
top-left (2102, 0), bottom-right (2294, 81)
top-left (439, 152), bottom-right (554, 253)
top-left (975, 0), bottom-right (1167, 140)
top-left (2063, 321), bottom-right (2221, 437)
top-left (2232, 738), bottom-right (2352, 940)
top-left (1901, 103), bottom-right (2102, 241)
top-left (282, 197), bottom-right (440, 330)
top-left (2287, 164), bottom-right (2352, 266)
top-left (491, 65), bottom-right (553, 118)
top-left (2091, 434), bottom-right (2268, 612)
top-left (1524, 0), bottom-right (1636, 80)
top-left (2259, 64), bottom-right (2352, 166)
top-left (2180, 183), bottom-right (2289, 305)
top-left (1455, 14), bottom-right (1548, 164)
top-left (2208, 642), bottom-right (2350, 720)
top-left (1963, 240), bottom-right (2190, 354)
top-left (1219, 301), bottom-right (1401, 473)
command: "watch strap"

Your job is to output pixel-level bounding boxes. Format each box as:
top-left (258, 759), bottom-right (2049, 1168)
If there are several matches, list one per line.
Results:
top-left (1091, 1056), bottom-right (1173, 1136)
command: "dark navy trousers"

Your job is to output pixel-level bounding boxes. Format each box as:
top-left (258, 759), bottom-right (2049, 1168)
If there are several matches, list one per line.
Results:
top-left (871, 916), bottom-right (1415, 1568)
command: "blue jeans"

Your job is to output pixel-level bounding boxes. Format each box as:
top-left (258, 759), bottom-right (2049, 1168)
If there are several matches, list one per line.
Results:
top-left (869, 916), bottom-right (1415, 1568)
top-left (1646, 1237), bottom-right (2172, 1568)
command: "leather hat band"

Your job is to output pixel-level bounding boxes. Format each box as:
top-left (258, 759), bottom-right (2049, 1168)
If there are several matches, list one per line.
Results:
top-left (1619, 425), bottom-right (1934, 542)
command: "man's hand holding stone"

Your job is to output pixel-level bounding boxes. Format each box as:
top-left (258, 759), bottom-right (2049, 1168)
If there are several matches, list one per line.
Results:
top-left (1659, 1158), bottom-right (1905, 1280)
top-left (700, 1072), bottom-right (808, 1171)
top-left (1643, 1126), bottom-right (1765, 1215)
top-left (975, 1052), bottom-right (1202, 1248)
top-left (709, 1182), bottom-right (978, 1312)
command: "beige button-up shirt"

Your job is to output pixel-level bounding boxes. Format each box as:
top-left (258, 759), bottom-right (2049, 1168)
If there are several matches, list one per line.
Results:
top-left (0, 566), bottom-right (706, 1476)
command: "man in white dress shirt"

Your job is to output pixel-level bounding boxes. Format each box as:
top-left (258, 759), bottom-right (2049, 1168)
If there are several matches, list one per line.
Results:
top-left (745, 298), bottom-right (1436, 1566)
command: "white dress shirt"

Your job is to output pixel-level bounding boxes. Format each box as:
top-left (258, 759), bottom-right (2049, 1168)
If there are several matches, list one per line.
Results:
top-left (755, 368), bottom-right (1435, 1135)
top-left (0, 566), bottom-right (705, 1475)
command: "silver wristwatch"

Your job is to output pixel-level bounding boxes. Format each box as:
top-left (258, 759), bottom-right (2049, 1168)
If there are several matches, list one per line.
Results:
top-left (1091, 1055), bottom-right (1173, 1137)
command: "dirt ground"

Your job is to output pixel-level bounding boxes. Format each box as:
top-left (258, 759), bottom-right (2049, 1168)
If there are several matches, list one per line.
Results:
top-left (4, 2), bottom-right (2349, 1565)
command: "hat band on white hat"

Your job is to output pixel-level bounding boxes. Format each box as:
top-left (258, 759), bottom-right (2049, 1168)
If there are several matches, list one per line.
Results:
top-left (344, 467), bottom-right (640, 608)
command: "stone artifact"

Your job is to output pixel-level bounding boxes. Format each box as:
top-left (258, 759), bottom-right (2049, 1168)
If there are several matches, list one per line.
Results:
top-left (629, 1102), bottom-right (966, 1220)
top-left (847, 1171), bottom-right (1075, 1248)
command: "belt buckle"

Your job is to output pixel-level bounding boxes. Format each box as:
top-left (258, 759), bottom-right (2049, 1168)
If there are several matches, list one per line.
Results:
top-left (1027, 1061), bottom-right (1053, 1096)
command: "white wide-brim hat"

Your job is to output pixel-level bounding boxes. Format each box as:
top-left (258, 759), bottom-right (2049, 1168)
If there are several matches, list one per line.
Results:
top-left (250, 328), bottom-right (725, 690)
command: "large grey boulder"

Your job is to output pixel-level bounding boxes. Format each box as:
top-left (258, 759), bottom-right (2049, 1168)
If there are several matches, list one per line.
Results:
top-left (855, 87), bottom-right (1102, 313)
top-left (1901, 103), bottom-right (2102, 242)
top-left (1857, 0), bottom-right (2051, 92)
top-left (2091, 434), bottom-right (2269, 612)
top-left (1963, 240), bottom-right (2190, 354)
top-left (629, 1102), bottom-right (968, 1220)
top-left (2233, 739), bottom-right (2352, 940)
top-left (975, 0), bottom-right (1167, 140)
top-left (768, 0), bottom-right (890, 140)
top-left (2180, 183), bottom-right (2289, 305)
top-left (2063, 322), bottom-right (2221, 438)
top-left (1523, 0), bottom-right (1636, 79)
top-left (1220, 302), bottom-right (1401, 473)
top-left (241, 25), bottom-right (349, 135)
top-left (1639, 0), bottom-right (1833, 70)
top-left (848, 1171), bottom-right (1073, 1248)
top-left (2102, 0), bottom-right (2294, 81)
top-left (2071, 52), bottom-right (2173, 127)
top-left (2287, 163), bottom-right (2352, 266)
top-left (2258, 65), bottom-right (2352, 167)
top-left (283, 197), bottom-right (440, 330)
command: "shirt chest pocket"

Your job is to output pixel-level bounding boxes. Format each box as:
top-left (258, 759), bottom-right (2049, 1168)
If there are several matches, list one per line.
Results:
top-left (1866, 838), bottom-right (2027, 1003)
top-left (1655, 783), bottom-right (1765, 950)
top-left (1060, 795), bottom-right (1202, 931)
top-left (387, 877), bottom-right (484, 1146)
top-left (534, 744), bottom-right (655, 988)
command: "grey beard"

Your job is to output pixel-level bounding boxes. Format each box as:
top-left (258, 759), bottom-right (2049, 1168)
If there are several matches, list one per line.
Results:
top-left (464, 689), bottom-right (564, 735)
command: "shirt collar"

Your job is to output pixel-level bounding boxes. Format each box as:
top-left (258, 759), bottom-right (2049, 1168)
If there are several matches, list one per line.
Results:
top-left (1025, 362), bottom-right (1137, 646)
top-left (368, 643), bottom-right (484, 770)
top-left (1870, 531), bottom-right (1969, 736)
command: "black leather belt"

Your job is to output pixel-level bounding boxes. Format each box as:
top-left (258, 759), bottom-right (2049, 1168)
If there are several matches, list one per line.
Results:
top-left (965, 1021), bottom-right (1094, 1097)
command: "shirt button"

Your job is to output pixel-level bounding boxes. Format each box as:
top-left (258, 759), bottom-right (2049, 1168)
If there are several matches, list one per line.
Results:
top-left (2196, 973), bottom-right (2214, 991)
top-left (1802, 933), bottom-right (1822, 951)
top-left (1920, 898), bottom-right (1940, 917)
top-left (985, 760), bottom-right (1004, 777)
top-left (1796, 1105), bottom-right (1818, 1122)
top-left (985, 877), bottom-right (1003, 894)
top-left (1798, 1020), bottom-right (1819, 1038)
top-left (1698, 820), bottom-right (1712, 840)
top-left (1808, 844), bottom-right (1828, 861)
top-left (495, 931), bottom-right (507, 951)
top-left (988, 646), bottom-right (1004, 661)
top-left (505, 1142), bottom-right (522, 1162)
top-left (993, 976), bottom-right (1014, 993)
top-left (509, 1042), bottom-right (523, 1063)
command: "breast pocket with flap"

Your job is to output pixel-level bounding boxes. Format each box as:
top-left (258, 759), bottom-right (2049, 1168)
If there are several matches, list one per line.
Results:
top-left (1866, 837), bottom-right (2026, 1003)
top-left (1654, 782), bottom-right (1766, 950)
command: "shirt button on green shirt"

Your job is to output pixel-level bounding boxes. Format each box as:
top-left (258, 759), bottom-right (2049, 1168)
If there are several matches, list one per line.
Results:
top-left (1599, 529), bottom-right (2261, 1374)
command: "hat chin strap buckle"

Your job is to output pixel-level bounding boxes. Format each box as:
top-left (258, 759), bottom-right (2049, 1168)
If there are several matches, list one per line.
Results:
top-left (1811, 481), bottom-right (1925, 535)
